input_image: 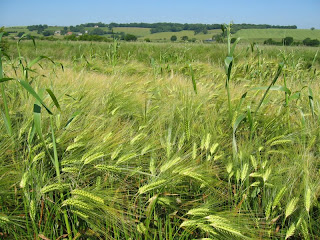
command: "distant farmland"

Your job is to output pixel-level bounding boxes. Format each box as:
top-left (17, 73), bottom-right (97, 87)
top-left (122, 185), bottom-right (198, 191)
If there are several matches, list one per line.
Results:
top-left (110, 27), bottom-right (221, 41)
top-left (3, 25), bottom-right (320, 44)
top-left (106, 27), bottom-right (320, 42)
top-left (234, 28), bottom-right (320, 42)
top-left (112, 27), bottom-right (152, 37)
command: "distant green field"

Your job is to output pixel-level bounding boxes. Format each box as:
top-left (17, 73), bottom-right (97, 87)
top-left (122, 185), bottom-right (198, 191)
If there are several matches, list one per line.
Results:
top-left (235, 29), bottom-right (320, 42)
top-left (112, 27), bottom-right (151, 37)
top-left (110, 27), bottom-right (221, 41)
top-left (141, 29), bottom-right (221, 41)
top-left (4, 27), bottom-right (31, 35)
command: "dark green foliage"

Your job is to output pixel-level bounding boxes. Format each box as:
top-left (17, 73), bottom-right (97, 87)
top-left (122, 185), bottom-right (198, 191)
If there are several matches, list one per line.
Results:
top-left (64, 34), bottom-right (77, 41)
top-left (264, 37), bottom-right (320, 47)
top-left (170, 35), bottom-right (177, 42)
top-left (70, 25), bottom-right (85, 33)
top-left (303, 38), bottom-right (320, 46)
top-left (264, 38), bottom-right (276, 45)
top-left (124, 34), bottom-right (137, 41)
top-left (42, 30), bottom-right (54, 36)
top-left (17, 32), bottom-right (25, 37)
top-left (89, 28), bottom-right (105, 36)
top-left (40, 36), bottom-right (57, 41)
top-left (282, 37), bottom-right (294, 46)
top-left (264, 38), bottom-right (288, 46)
top-left (61, 29), bottom-right (68, 35)
top-left (27, 24), bottom-right (48, 33)
top-left (181, 36), bottom-right (189, 41)
top-left (80, 22), bottom-right (107, 27)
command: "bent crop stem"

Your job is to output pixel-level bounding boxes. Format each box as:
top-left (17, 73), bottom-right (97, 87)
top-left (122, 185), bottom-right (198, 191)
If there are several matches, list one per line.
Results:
top-left (223, 23), bottom-right (240, 121)
top-left (254, 62), bottom-right (284, 115)
top-left (50, 116), bottom-right (72, 240)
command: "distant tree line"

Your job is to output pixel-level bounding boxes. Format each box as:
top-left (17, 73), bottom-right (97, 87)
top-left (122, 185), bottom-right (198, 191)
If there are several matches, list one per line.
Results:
top-left (63, 33), bottom-right (137, 42)
top-left (56, 22), bottom-right (297, 34)
top-left (27, 25), bottom-right (48, 33)
top-left (149, 23), bottom-right (217, 34)
top-left (26, 22), bottom-right (298, 37)
top-left (263, 37), bottom-right (320, 47)
top-left (77, 22), bottom-right (108, 27)
top-left (107, 22), bottom-right (297, 34)
top-left (229, 24), bottom-right (297, 33)
top-left (302, 38), bottom-right (320, 46)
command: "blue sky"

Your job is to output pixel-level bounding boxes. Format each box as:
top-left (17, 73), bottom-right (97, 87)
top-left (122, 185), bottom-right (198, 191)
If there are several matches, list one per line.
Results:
top-left (1, 0), bottom-right (320, 29)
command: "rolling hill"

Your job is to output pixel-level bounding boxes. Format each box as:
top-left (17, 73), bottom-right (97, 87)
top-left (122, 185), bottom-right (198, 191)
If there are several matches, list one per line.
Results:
top-left (234, 28), bottom-right (320, 42)
top-left (3, 26), bottom-right (320, 43)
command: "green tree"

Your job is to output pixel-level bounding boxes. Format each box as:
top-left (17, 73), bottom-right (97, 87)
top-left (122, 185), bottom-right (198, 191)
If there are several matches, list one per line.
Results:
top-left (124, 34), bottom-right (137, 41)
top-left (264, 38), bottom-right (275, 45)
top-left (282, 37), bottom-right (293, 46)
top-left (181, 36), bottom-right (189, 41)
top-left (28, 24), bottom-right (48, 33)
top-left (70, 26), bottom-right (84, 32)
top-left (303, 38), bottom-right (320, 46)
top-left (61, 29), bottom-right (68, 35)
top-left (212, 34), bottom-right (223, 43)
top-left (170, 35), bottom-right (177, 42)
top-left (42, 30), bottom-right (54, 37)
top-left (64, 34), bottom-right (77, 41)
top-left (90, 28), bottom-right (105, 35)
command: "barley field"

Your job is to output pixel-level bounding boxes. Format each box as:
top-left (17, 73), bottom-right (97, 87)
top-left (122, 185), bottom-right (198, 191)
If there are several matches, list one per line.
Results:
top-left (0, 30), bottom-right (320, 239)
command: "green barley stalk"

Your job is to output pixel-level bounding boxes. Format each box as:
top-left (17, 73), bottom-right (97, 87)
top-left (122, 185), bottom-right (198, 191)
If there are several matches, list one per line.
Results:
top-left (223, 23), bottom-right (240, 120)
top-left (189, 63), bottom-right (197, 94)
top-left (255, 62), bottom-right (284, 115)
top-left (50, 109), bottom-right (73, 240)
